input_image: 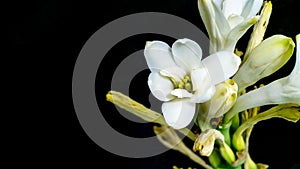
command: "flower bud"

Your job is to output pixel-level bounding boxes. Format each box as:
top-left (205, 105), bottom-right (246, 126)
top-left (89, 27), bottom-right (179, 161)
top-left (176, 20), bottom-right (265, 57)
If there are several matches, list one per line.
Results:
top-left (208, 149), bottom-right (223, 168)
top-left (219, 142), bottom-right (236, 164)
top-left (233, 35), bottom-right (295, 92)
top-left (244, 155), bottom-right (258, 169)
top-left (232, 134), bottom-right (246, 152)
top-left (197, 79), bottom-right (238, 130)
top-left (193, 129), bottom-right (224, 156)
top-left (224, 35), bottom-right (299, 117)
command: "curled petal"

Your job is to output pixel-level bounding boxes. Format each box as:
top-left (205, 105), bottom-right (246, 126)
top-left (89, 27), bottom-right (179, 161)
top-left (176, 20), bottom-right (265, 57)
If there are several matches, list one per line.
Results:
top-left (202, 51), bottom-right (241, 85)
top-left (144, 41), bottom-right (177, 72)
top-left (172, 38), bottom-right (203, 71)
top-left (162, 100), bottom-right (196, 129)
top-left (148, 73), bottom-right (175, 101)
top-left (193, 129), bottom-right (224, 156)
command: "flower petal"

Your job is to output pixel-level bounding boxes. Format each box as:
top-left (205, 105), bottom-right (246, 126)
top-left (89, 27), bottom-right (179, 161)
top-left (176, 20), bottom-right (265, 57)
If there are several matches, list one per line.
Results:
top-left (172, 38), bottom-right (203, 71)
top-left (212, 0), bottom-right (222, 10)
top-left (227, 14), bottom-right (244, 29)
top-left (160, 67), bottom-right (186, 82)
top-left (290, 34), bottom-right (300, 79)
top-left (190, 68), bottom-right (216, 103)
top-left (162, 100), bottom-right (196, 129)
top-left (198, 0), bottom-right (217, 46)
top-left (211, 0), bottom-right (231, 36)
top-left (224, 16), bottom-right (259, 52)
top-left (202, 51), bottom-right (241, 85)
top-left (241, 0), bottom-right (263, 19)
top-left (148, 72), bottom-right (175, 101)
top-left (171, 89), bottom-right (193, 98)
top-left (222, 0), bottom-right (244, 19)
top-left (144, 41), bottom-right (177, 72)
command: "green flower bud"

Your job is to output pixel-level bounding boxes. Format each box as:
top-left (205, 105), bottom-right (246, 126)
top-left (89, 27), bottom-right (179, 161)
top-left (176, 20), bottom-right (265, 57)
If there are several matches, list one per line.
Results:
top-left (219, 142), bottom-right (236, 165)
top-left (208, 149), bottom-right (223, 168)
top-left (233, 35), bottom-right (295, 92)
top-left (232, 134), bottom-right (246, 151)
top-left (244, 155), bottom-right (258, 169)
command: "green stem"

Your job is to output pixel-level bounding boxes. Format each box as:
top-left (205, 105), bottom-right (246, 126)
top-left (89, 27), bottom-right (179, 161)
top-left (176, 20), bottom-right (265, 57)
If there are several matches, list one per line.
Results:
top-left (219, 123), bottom-right (231, 146)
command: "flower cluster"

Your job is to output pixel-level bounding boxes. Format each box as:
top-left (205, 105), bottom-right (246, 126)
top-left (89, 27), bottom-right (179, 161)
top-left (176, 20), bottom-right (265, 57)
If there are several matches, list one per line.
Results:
top-left (106, 0), bottom-right (299, 168)
top-left (143, 0), bottom-right (300, 168)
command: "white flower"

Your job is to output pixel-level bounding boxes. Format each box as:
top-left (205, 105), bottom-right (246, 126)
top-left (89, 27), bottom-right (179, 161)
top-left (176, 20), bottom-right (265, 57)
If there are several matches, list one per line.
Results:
top-left (198, 0), bottom-right (263, 53)
top-left (226, 34), bottom-right (300, 116)
top-left (144, 38), bottom-right (241, 129)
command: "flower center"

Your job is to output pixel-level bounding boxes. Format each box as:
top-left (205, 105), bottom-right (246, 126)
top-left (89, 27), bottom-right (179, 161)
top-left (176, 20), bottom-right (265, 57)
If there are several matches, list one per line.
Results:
top-left (170, 75), bottom-right (193, 92)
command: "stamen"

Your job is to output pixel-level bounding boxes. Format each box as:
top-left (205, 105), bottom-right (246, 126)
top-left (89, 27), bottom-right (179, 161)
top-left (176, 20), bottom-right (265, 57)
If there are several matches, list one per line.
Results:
top-left (178, 82), bottom-right (184, 89)
top-left (185, 83), bottom-right (192, 91)
top-left (183, 75), bottom-right (190, 83)
top-left (169, 77), bottom-right (178, 88)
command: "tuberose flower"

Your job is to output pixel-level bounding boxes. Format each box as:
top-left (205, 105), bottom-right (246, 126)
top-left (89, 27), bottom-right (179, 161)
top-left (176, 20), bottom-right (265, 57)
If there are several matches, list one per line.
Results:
top-left (144, 38), bottom-right (241, 129)
top-left (198, 0), bottom-right (263, 53)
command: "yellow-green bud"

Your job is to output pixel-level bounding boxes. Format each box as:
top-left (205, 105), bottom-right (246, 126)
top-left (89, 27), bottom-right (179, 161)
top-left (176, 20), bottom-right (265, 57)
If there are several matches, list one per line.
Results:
top-left (232, 134), bottom-right (246, 151)
top-left (233, 35), bottom-right (295, 92)
top-left (219, 142), bottom-right (236, 165)
top-left (256, 163), bottom-right (269, 169)
top-left (208, 149), bottom-right (223, 168)
top-left (244, 155), bottom-right (258, 169)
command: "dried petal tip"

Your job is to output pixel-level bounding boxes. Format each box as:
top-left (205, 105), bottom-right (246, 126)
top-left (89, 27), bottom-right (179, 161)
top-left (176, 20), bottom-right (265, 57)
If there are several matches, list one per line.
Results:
top-left (193, 129), bottom-right (224, 156)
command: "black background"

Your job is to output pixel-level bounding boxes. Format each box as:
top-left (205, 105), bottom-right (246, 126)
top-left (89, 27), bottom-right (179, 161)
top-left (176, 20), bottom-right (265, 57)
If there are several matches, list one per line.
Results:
top-left (7, 0), bottom-right (300, 168)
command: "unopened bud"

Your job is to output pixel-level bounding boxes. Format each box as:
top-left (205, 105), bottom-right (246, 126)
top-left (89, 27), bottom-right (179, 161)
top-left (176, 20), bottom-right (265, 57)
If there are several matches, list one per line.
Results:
top-left (234, 35), bottom-right (295, 92)
top-left (219, 142), bottom-right (236, 164)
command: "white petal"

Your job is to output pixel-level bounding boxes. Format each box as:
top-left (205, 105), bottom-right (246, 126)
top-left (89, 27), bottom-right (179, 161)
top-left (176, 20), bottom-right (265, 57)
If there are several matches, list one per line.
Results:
top-left (212, 129), bottom-right (225, 141)
top-left (190, 68), bottom-right (216, 103)
top-left (198, 0), bottom-right (217, 46)
top-left (148, 73), bottom-right (175, 101)
top-left (227, 14), bottom-right (244, 29)
top-left (224, 16), bottom-right (259, 51)
top-left (241, 0), bottom-right (263, 19)
top-left (162, 100), bottom-right (196, 129)
top-left (222, 0), bottom-right (244, 19)
top-left (160, 67), bottom-right (186, 82)
top-left (202, 51), bottom-right (241, 85)
top-left (212, 0), bottom-right (222, 10)
top-left (172, 38), bottom-right (203, 71)
top-left (171, 89), bottom-right (193, 98)
top-left (144, 41), bottom-right (177, 72)
top-left (290, 34), bottom-right (300, 78)
top-left (211, 0), bottom-right (231, 36)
